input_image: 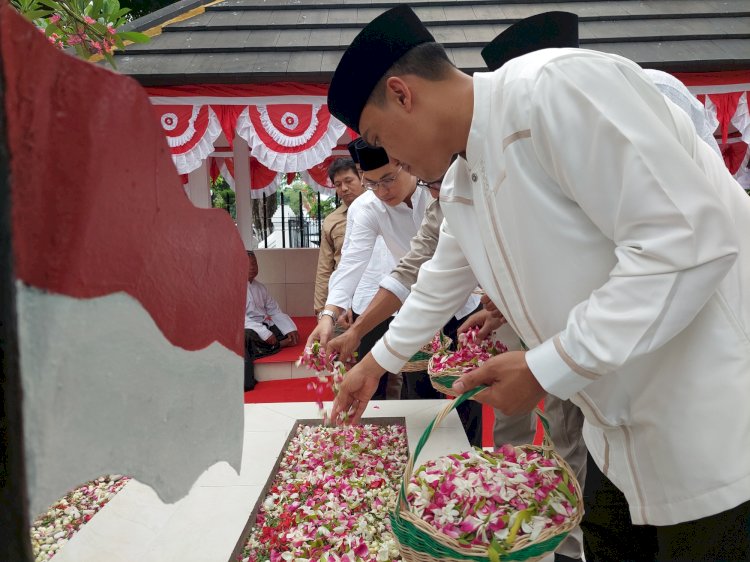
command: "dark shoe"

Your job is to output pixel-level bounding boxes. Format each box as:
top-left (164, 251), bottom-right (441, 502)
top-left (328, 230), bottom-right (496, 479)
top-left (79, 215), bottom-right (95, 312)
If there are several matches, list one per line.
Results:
top-left (244, 380), bottom-right (257, 392)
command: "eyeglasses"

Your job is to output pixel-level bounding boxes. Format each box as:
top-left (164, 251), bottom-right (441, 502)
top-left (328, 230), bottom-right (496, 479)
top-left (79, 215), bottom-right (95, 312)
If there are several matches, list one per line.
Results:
top-left (362, 165), bottom-right (403, 191)
top-left (416, 178), bottom-right (442, 190)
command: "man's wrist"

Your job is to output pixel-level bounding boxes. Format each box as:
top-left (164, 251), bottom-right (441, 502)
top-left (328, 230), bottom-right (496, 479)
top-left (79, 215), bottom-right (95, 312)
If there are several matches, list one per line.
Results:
top-left (348, 319), bottom-right (364, 339)
top-left (360, 353), bottom-right (386, 380)
top-left (318, 309), bottom-right (337, 323)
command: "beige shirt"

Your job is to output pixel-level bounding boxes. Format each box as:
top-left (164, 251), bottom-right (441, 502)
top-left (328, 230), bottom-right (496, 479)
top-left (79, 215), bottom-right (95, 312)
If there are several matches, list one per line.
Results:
top-left (379, 197), bottom-right (479, 319)
top-left (313, 204), bottom-right (347, 314)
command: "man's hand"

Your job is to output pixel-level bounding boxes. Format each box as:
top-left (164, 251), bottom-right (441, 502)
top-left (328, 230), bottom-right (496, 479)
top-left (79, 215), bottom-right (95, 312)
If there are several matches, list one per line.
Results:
top-left (327, 328), bottom-right (362, 364)
top-left (280, 331), bottom-right (299, 348)
top-left (330, 354), bottom-right (385, 425)
top-left (337, 309), bottom-right (354, 330)
top-left (306, 316), bottom-right (335, 350)
top-left (451, 351), bottom-right (545, 416)
top-left (458, 309), bottom-right (506, 340)
top-left (481, 294), bottom-right (506, 321)
top-left (265, 333), bottom-right (278, 346)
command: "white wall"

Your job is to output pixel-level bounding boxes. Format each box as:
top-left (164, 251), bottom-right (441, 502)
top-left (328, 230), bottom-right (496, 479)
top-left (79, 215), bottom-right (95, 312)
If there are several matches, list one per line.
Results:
top-left (254, 249), bottom-right (319, 317)
top-left (18, 286), bottom-right (244, 520)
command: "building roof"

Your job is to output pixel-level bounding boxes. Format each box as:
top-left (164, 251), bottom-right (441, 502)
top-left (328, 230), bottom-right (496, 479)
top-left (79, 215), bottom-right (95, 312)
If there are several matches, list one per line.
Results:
top-left (117, 0), bottom-right (750, 86)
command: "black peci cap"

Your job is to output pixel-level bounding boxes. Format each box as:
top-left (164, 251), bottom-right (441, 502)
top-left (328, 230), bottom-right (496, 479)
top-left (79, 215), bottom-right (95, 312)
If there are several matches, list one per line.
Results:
top-left (346, 137), bottom-right (367, 164)
top-left (328, 5), bottom-right (435, 133)
top-left (355, 144), bottom-right (391, 172)
top-left (481, 11), bottom-right (579, 71)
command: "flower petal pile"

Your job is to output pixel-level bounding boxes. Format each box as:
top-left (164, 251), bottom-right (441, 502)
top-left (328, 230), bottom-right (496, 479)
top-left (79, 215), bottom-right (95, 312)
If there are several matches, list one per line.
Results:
top-left (296, 342), bottom-right (349, 422)
top-left (426, 332), bottom-right (452, 354)
top-left (240, 424), bottom-right (408, 562)
top-left (429, 327), bottom-right (508, 375)
top-left (407, 447), bottom-right (578, 555)
top-left (30, 475), bottom-right (130, 562)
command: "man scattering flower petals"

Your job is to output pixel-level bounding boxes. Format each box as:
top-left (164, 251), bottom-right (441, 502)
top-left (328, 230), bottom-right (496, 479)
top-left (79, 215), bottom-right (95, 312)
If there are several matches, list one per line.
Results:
top-left (327, 5), bottom-right (750, 562)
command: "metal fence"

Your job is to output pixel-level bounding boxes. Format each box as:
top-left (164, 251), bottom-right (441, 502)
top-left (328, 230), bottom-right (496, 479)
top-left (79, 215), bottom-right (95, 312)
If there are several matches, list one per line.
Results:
top-left (256, 191), bottom-right (339, 249)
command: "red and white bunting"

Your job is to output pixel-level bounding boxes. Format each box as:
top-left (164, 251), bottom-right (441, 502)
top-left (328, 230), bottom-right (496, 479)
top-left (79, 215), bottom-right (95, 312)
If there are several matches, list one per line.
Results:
top-left (299, 151), bottom-right (350, 197)
top-left (153, 104), bottom-right (222, 175)
top-left (208, 157), bottom-right (282, 199)
top-left (235, 103), bottom-right (347, 172)
top-left (147, 77), bottom-right (749, 190)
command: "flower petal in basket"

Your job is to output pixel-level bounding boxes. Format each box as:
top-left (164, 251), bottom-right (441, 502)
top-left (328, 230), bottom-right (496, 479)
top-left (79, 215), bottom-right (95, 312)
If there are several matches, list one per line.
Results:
top-left (391, 390), bottom-right (584, 562)
top-left (428, 327), bottom-right (508, 395)
top-left (403, 332), bottom-right (452, 373)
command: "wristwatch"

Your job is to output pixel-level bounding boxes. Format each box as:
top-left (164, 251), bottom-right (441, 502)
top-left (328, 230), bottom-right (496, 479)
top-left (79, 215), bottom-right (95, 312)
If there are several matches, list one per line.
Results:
top-left (318, 309), bottom-right (337, 323)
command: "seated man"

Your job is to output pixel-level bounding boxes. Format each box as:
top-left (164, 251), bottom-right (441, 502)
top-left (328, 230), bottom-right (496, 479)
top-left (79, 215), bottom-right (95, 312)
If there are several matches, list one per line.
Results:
top-left (244, 251), bottom-right (299, 391)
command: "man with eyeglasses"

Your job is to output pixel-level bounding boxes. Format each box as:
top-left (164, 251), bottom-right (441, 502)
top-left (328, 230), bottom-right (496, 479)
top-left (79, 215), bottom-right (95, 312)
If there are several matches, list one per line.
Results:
top-left (322, 13), bottom-right (585, 457)
top-left (308, 143), bottom-right (480, 402)
top-left (313, 152), bottom-right (366, 318)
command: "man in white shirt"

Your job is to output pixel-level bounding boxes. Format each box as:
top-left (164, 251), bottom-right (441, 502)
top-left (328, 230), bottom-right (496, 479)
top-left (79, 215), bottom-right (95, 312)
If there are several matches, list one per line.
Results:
top-left (244, 251), bottom-right (298, 390)
top-left (326, 6), bottom-right (750, 561)
top-left (309, 143), bottom-right (479, 397)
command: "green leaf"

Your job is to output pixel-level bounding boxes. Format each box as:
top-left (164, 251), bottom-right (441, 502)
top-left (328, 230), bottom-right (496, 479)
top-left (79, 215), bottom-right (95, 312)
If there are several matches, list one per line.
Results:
top-left (103, 51), bottom-right (117, 69)
top-left (556, 481), bottom-right (577, 505)
top-left (90, 21), bottom-right (107, 35)
top-left (44, 22), bottom-right (61, 35)
top-left (91, 0), bottom-right (103, 16)
top-left (36, 0), bottom-right (59, 10)
top-left (23, 8), bottom-right (51, 19)
top-left (118, 31), bottom-right (150, 43)
top-left (488, 539), bottom-right (506, 562)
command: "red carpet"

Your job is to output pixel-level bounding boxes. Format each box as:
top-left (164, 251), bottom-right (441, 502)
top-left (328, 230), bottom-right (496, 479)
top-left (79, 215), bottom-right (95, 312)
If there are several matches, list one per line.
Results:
top-left (244, 376), bottom-right (336, 403)
top-left (254, 316), bottom-right (317, 365)
top-left (245, 377), bottom-right (498, 447)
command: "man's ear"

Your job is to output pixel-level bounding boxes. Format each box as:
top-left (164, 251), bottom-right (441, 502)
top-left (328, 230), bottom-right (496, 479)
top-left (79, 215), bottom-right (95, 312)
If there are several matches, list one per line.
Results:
top-left (385, 76), bottom-right (413, 112)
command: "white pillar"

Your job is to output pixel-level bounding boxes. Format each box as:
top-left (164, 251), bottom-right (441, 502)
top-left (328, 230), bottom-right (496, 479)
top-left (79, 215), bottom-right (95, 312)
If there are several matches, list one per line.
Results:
top-left (185, 160), bottom-right (211, 208)
top-left (233, 134), bottom-right (255, 249)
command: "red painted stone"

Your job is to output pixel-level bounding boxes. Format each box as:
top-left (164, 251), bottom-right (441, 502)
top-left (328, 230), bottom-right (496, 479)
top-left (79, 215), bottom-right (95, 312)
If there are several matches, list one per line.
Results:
top-left (2, 4), bottom-right (245, 356)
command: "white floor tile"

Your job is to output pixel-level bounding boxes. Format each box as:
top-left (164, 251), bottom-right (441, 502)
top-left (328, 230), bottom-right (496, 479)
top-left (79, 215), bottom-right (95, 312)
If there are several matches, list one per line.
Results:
top-left (243, 404), bottom-right (297, 433)
top-left (140, 485), bottom-right (263, 562)
top-left (55, 399), bottom-right (471, 562)
top-left (52, 480), bottom-right (179, 562)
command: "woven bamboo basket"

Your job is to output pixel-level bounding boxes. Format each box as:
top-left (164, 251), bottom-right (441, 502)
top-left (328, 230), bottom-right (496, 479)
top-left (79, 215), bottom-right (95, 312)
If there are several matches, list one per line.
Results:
top-left (402, 333), bottom-right (452, 373)
top-left (391, 389), bottom-right (584, 562)
top-left (428, 355), bottom-right (486, 397)
top-left (427, 340), bottom-right (506, 396)
top-left (428, 363), bottom-right (464, 396)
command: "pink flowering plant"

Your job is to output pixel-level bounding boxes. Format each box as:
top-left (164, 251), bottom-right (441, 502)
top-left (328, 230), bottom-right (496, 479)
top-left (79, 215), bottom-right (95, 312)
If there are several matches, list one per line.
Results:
top-left (296, 341), bottom-right (351, 423)
top-left (240, 423), bottom-right (409, 562)
top-left (30, 475), bottom-right (130, 561)
top-left (405, 445), bottom-right (579, 558)
top-left (11, 0), bottom-right (149, 67)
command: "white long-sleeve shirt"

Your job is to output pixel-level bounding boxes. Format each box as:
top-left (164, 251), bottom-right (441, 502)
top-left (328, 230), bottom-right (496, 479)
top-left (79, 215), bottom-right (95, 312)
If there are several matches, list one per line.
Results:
top-left (352, 236), bottom-right (397, 315)
top-left (371, 48), bottom-right (750, 526)
top-left (245, 280), bottom-right (297, 339)
top-left (327, 188), bottom-right (478, 319)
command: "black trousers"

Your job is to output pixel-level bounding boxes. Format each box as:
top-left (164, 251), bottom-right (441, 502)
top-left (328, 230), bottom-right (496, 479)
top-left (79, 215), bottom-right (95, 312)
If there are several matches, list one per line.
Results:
top-left (581, 453), bottom-right (750, 562)
top-left (353, 313), bottom-right (392, 400)
top-left (243, 325), bottom-right (285, 391)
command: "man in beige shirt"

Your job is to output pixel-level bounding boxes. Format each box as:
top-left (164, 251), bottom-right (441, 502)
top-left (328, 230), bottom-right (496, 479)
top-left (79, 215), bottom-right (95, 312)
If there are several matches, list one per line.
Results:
top-left (313, 155), bottom-right (363, 315)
